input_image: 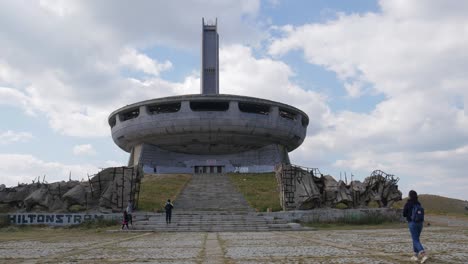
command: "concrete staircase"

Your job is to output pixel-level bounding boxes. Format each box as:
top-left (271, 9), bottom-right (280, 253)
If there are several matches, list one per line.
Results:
top-left (173, 173), bottom-right (251, 211)
top-left (132, 173), bottom-right (300, 232)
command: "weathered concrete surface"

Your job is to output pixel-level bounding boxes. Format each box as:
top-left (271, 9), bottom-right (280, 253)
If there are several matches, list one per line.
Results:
top-left (276, 164), bottom-right (402, 210)
top-left (0, 224), bottom-right (466, 263)
top-left (262, 208), bottom-right (402, 223)
top-left (0, 166), bottom-right (141, 213)
top-left (110, 94), bottom-right (308, 171)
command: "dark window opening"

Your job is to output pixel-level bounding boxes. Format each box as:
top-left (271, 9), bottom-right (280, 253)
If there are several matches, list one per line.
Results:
top-left (279, 108), bottom-right (296, 120)
top-left (120, 108), bottom-right (139, 121)
top-left (147, 102), bottom-right (181, 114)
top-left (109, 115), bottom-right (116, 127)
top-left (239, 102), bottom-right (270, 115)
top-left (190, 101), bottom-right (229, 111)
top-left (301, 116), bottom-right (309, 127)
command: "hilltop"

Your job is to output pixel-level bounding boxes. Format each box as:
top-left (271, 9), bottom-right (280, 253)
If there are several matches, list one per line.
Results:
top-left (394, 194), bottom-right (467, 216)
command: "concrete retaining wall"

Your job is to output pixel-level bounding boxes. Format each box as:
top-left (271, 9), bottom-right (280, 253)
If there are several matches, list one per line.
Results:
top-left (3, 213), bottom-right (121, 226)
top-left (262, 208), bottom-right (403, 223)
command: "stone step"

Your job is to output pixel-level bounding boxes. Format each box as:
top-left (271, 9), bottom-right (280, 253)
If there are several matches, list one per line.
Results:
top-left (173, 173), bottom-right (252, 212)
top-left (130, 214), bottom-right (298, 232)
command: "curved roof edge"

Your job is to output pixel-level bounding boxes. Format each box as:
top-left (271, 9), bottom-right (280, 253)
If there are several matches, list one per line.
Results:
top-left (109, 94), bottom-right (309, 121)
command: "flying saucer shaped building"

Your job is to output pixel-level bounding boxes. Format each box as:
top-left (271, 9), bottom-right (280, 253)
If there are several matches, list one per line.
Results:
top-left (109, 19), bottom-right (309, 173)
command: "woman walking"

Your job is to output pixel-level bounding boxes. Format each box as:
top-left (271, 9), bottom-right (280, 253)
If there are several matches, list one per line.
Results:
top-left (403, 190), bottom-right (428, 263)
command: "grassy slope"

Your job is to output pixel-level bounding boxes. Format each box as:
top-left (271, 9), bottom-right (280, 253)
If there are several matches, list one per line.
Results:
top-left (393, 194), bottom-right (467, 216)
top-left (228, 173), bottom-right (282, 212)
top-left (138, 174), bottom-right (191, 212)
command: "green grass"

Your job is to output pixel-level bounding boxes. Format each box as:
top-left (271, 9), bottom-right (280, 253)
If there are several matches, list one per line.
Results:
top-left (138, 174), bottom-right (191, 212)
top-left (393, 194), bottom-right (468, 217)
top-left (228, 173), bottom-right (282, 212)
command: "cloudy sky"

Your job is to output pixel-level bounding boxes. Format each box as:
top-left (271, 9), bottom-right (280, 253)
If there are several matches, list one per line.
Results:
top-left (0, 0), bottom-right (467, 200)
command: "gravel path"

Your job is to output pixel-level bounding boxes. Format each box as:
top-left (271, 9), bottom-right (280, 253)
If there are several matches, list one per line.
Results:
top-left (0, 226), bottom-right (466, 263)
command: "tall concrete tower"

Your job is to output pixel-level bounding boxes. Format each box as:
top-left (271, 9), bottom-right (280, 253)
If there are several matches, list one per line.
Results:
top-left (201, 18), bottom-right (219, 95)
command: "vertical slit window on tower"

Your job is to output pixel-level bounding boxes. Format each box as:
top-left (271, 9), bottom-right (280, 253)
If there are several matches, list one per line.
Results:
top-left (190, 101), bottom-right (229, 111)
top-left (238, 102), bottom-right (270, 115)
top-left (301, 116), bottom-right (309, 127)
top-left (109, 115), bottom-right (117, 127)
top-left (147, 102), bottom-right (181, 114)
top-left (279, 108), bottom-right (296, 120)
top-left (120, 108), bottom-right (140, 121)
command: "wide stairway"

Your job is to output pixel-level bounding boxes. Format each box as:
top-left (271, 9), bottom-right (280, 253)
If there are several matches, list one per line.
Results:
top-left (132, 173), bottom-right (298, 232)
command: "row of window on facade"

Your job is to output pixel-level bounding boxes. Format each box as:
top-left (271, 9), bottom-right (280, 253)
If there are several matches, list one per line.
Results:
top-left (109, 101), bottom-right (308, 127)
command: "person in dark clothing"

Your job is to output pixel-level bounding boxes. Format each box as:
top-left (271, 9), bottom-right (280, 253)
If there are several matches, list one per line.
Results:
top-left (126, 200), bottom-right (133, 227)
top-left (121, 210), bottom-right (129, 230)
top-left (403, 190), bottom-right (428, 263)
top-left (165, 199), bottom-right (174, 224)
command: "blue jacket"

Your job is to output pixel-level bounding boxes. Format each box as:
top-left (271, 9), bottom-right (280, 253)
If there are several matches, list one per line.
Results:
top-left (403, 200), bottom-right (421, 222)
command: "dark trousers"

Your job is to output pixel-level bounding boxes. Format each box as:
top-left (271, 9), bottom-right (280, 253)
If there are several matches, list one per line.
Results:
top-left (166, 211), bottom-right (172, 223)
top-left (127, 214), bottom-right (133, 225)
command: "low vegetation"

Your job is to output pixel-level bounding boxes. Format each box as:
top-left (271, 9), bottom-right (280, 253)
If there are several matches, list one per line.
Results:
top-left (393, 194), bottom-right (468, 216)
top-left (138, 174), bottom-right (191, 212)
top-left (228, 173), bottom-right (282, 212)
top-left (0, 214), bottom-right (10, 228)
top-left (302, 210), bottom-right (402, 229)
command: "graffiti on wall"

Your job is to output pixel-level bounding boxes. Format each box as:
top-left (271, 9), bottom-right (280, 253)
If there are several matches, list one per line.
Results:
top-left (7, 213), bottom-right (120, 225)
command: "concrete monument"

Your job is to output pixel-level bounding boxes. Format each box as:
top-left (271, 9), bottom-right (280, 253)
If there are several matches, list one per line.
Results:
top-left (109, 19), bottom-right (309, 174)
top-left (276, 164), bottom-right (402, 210)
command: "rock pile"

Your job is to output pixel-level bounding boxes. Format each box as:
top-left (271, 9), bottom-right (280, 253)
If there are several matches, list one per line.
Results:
top-left (275, 164), bottom-right (402, 210)
top-left (0, 166), bottom-right (142, 213)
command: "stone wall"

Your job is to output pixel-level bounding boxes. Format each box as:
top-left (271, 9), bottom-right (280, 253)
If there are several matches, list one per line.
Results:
top-left (263, 208), bottom-right (403, 223)
top-left (3, 213), bottom-right (120, 226)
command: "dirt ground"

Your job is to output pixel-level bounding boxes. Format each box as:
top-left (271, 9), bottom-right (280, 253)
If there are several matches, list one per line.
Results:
top-left (0, 222), bottom-right (466, 263)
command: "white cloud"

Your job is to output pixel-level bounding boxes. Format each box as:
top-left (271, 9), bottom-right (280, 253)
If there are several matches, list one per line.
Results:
top-left (220, 45), bottom-right (330, 134)
top-left (0, 154), bottom-right (99, 187)
top-left (0, 1), bottom-right (264, 138)
top-left (0, 130), bottom-right (33, 145)
top-left (72, 144), bottom-right (96, 156)
top-left (119, 48), bottom-right (172, 76)
top-left (271, 0), bottom-right (468, 200)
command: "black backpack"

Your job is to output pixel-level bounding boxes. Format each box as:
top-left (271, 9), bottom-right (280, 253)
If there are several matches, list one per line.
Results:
top-left (165, 203), bottom-right (173, 211)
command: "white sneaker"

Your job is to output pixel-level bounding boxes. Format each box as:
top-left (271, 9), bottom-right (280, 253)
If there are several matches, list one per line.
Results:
top-left (420, 255), bottom-right (429, 263)
top-left (410, 256), bottom-right (419, 261)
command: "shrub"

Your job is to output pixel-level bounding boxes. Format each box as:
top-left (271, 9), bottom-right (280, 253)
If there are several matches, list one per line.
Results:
top-left (0, 214), bottom-right (10, 228)
top-left (339, 210), bottom-right (396, 225)
top-left (334, 203), bottom-right (349, 209)
top-left (68, 205), bottom-right (86, 212)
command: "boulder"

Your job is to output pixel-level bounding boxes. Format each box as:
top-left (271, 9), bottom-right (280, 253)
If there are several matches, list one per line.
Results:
top-left (24, 188), bottom-right (49, 210)
top-left (63, 184), bottom-right (86, 206)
